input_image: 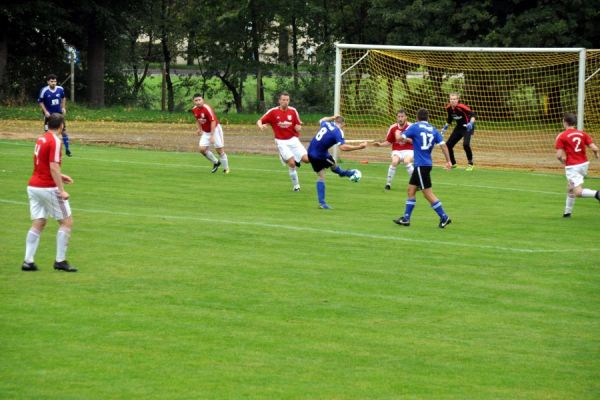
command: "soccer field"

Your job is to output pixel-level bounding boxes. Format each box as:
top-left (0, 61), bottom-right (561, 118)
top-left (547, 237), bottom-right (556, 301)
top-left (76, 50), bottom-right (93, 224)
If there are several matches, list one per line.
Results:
top-left (0, 141), bottom-right (599, 399)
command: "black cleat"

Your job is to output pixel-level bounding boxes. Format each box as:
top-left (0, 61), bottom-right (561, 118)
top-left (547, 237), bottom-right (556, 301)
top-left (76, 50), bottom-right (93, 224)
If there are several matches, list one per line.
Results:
top-left (54, 260), bottom-right (78, 272)
top-left (563, 213), bottom-right (572, 218)
top-left (211, 161), bottom-right (221, 173)
top-left (295, 161), bottom-right (301, 168)
top-left (22, 261), bottom-right (39, 271)
top-left (596, 191), bottom-right (600, 201)
top-left (393, 217), bottom-right (410, 226)
top-left (65, 149), bottom-right (72, 157)
top-left (439, 216), bottom-right (452, 228)
top-left (385, 184), bottom-right (391, 191)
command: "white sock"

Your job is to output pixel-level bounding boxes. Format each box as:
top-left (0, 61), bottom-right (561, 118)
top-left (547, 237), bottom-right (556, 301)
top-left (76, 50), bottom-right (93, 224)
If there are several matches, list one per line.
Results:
top-left (406, 163), bottom-right (414, 175)
top-left (25, 229), bottom-right (41, 263)
top-left (204, 151), bottom-right (218, 164)
top-left (565, 194), bottom-right (575, 214)
top-left (56, 227), bottom-right (71, 262)
top-left (219, 153), bottom-right (229, 170)
top-left (581, 189), bottom-right (597, 198)
top-left (289, 167), bottom-right (299, 186)
top-left (387, 166), bottom-right (397, 185)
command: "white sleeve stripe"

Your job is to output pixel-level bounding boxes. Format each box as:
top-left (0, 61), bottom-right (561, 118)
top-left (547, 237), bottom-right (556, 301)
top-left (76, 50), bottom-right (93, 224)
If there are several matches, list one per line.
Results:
top-left (52, 135), bottom-right (61, 162)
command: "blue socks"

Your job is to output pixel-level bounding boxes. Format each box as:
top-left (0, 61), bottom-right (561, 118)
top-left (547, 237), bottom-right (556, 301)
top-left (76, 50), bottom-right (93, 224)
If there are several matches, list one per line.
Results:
top-left (403, 198), bottom-right (416, 219)
top-left (332, 166), bottom-right (353, 177)
top-left (62, 133), bottom-right (71, 156)
top-left (317, 180), bottom-right (326, 205)
top-left (431, 200), bottom-right (447, 219)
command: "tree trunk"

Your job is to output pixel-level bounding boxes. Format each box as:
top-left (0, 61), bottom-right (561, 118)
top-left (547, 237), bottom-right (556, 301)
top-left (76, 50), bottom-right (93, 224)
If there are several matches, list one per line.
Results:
top-left (187, 31), bottom-right (196, 66)
top-left (218, 74), bottom-right (243, 113)
top-left (278, 26), bottom-right (289, 64)
top-left (161, 0), bottom-right (174, 112)
top-left (0, 25), bottom-right (7, 97)
top-left (291, 16), bottom-right (299, 90)
top-left (87, 18), bottom-right (105, 107)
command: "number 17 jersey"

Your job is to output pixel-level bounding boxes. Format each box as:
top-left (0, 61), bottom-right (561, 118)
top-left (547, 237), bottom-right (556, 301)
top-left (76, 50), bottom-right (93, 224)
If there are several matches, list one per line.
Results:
top-left (401, 122), bottom-right (444, 167)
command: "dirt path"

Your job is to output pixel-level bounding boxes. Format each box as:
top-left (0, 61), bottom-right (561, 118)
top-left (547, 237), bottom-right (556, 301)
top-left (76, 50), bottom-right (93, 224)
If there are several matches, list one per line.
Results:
top-left (2, 119), bottom-right (596, 175)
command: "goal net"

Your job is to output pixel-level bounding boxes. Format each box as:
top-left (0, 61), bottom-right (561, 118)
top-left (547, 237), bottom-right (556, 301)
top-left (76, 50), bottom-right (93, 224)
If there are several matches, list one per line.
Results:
top-left (335, 44), bottom-right (600, 175)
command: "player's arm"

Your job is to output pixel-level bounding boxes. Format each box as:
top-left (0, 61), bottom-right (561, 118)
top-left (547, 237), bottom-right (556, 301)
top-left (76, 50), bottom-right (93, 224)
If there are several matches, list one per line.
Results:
top-left (588, 143), bottom-right (599, 159)
top-left (38, 100), bottom-right (49, 117)
top-left (61, 96), bottom-right (67, 115)
top-left (339, 142), bottom-right (367, 151)
top-left (438, 142), bottom-right (453, 170)
top-left (319, 115), bottom-right (337, 124)
top-left (556, 148), bottom-right (566, 164)
top-left (372, 140), bottom-right (390, 147)
top-left (50, 162), bottom-right (70, 199)
top-left (209, 120), bottom-right (217, 144)
top-left (256, 117), bottom-right (269, 131)
top-left (195, 119), bottom-right (203, 135)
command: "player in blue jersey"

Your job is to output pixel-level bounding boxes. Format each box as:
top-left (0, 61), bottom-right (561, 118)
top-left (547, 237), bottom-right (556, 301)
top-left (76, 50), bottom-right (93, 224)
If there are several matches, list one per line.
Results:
top-left (393, 108), bottom-right (453, 228)
top-left (307, 115), bottom-right (367, 209)
top-left (38, 74), bottom-right (71, 156)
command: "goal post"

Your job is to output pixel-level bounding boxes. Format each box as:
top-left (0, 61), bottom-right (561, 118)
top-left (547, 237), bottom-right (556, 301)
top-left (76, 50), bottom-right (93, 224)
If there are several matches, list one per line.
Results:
top-left (333, 43), bottom-right (600, 174)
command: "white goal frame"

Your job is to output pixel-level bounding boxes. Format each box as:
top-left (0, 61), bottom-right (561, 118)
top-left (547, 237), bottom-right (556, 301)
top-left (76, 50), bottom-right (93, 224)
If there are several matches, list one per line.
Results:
top-left (333, 43), bottom-right (587, 160)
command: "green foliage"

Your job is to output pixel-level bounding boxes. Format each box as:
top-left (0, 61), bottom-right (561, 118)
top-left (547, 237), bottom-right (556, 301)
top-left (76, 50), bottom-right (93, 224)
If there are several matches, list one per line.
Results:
top-left (1, 142), bottom-right (600, 398)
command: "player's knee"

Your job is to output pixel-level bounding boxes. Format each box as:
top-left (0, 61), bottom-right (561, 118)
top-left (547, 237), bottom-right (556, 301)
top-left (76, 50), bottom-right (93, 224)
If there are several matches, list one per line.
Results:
top-left (572, 186), bottom-right (583, 197)
top-left (60, 216), bottom-right (73, 229)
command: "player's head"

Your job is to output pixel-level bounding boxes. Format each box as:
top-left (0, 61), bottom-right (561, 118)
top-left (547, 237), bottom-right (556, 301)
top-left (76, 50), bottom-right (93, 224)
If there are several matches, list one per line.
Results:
top-left (397, 109), bottom-right (407, 124)
top-left (334, 115), bottom-right (345, 128)
top-left (193, 93), bottom-right (204, 107)
top-left (47, 74), bottom-right (58, 88)
top-left (278, 92), bottom-right (290, 109)
top-left (47, 113), bottom-right (64, 132)
top-left (563, 112), bottom-right (577, 128)
top-left (416, 108), bottom-right (429, 121)
top-left (449, 92), bottom-right (460, 107)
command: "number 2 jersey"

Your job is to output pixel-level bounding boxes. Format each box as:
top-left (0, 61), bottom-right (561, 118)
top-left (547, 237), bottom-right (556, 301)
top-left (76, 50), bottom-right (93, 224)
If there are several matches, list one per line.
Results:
top-left (29, 132), bottom-right (63, 188)
top-left (555, 128), bottom-right (594, 167)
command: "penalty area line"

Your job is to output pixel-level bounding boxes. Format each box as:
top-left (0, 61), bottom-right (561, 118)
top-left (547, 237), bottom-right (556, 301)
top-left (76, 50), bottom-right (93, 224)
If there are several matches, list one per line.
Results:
top-left (0, 198), bottom-right (592, 254)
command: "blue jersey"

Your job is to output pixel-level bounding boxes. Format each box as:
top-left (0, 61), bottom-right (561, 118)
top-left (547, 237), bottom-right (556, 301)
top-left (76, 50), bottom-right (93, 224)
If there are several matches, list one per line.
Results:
top-left (308, 121), bottom-right (346, 159)
top-left (38, 86), bottom-right (66, 114)
top-left (402, 121), bottom-right (444, 167)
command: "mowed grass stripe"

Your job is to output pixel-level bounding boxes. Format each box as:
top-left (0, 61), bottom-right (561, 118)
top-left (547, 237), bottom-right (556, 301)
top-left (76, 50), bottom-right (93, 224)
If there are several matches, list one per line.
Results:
top-left (0, 198), bottom-right (593, 254)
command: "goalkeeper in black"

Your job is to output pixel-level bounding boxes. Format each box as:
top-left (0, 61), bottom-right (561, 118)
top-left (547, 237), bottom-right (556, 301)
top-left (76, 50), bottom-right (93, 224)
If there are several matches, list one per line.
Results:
top-left (441, 92), bottom-right (477, 171)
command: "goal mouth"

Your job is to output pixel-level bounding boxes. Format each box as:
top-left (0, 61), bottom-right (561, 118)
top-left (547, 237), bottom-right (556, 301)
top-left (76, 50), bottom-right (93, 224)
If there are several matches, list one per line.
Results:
top-left (333, 44), bottom-right (600, 175)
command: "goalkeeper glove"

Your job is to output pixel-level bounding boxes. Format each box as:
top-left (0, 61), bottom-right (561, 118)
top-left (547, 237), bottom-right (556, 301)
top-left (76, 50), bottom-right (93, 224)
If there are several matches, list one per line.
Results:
top-left (466, 122), bottom-right (474, 133)
top-left (441, 124), bottom-right (449, 134)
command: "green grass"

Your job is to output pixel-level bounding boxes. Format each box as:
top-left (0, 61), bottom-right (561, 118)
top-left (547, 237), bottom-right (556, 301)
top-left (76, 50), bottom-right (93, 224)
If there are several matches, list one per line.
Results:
top-left (0, 141), bottom-right (599, 399)
top-left (0, 104), bottom-right (324, 125)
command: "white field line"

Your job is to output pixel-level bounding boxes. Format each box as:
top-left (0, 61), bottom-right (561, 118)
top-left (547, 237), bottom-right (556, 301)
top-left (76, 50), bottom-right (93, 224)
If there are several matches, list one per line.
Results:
top-left (0, 198), bottom-right (595, 254)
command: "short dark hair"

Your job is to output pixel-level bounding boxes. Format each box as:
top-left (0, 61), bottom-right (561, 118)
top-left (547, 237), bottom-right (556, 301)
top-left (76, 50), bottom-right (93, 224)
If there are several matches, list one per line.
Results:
top-left (335, 115), bottom-right (345, 124)
top-left (279, 91), bottom-right (290, 98)
top-left (416, 108), bottom-right (429, 121)
top-left (46, 74), bottom-right (57, 81)
top-left (563, 112), bottom-right (577, 127)
top-left (192, 93), bottom-right (202, 99)
top-left (397, 109), bottom-right (407, 115)
top-left (47, 113), bottom-right (64, 130)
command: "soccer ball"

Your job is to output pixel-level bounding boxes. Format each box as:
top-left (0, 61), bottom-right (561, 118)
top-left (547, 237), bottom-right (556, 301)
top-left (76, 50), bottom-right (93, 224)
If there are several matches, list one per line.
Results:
top-left (349, 169), bottom-right (362, 183)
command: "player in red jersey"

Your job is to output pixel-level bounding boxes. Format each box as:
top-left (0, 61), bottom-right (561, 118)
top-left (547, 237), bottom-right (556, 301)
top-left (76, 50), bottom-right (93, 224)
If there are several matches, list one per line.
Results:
top-left (441, 92), bottom-right (477, 171)
top-left (22, 113), bottom-right (77, 272)
top-left (555, 112), bottom-right (600, 217)
top-left (373, 109), bottom-right (414, 190)
top-left (192, 94), bottom-right (229, 173)
top-left (257, 92), bottom-right (309, 191)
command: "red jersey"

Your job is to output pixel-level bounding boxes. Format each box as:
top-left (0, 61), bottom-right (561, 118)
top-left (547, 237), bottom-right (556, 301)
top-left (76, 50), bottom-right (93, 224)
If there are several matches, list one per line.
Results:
top-left (260, 106), bottom-right (302, 140)
top-left (555, 128), bottom-right (594, 166)
top-left (29, 131), bottom-right (62, 188)
top-left (192, 104), bottom-right (219, 133)
top-left (386, 122), bottom-right (413, 151)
